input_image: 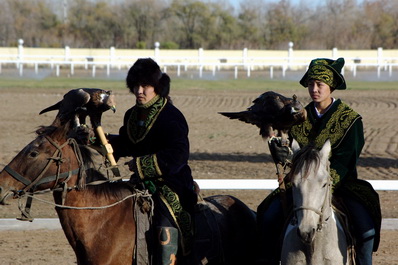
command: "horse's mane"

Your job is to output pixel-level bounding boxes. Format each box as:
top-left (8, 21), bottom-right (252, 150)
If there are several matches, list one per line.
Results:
top-left (287, 144), bottom-right (321, 181)
top-left (35, 120), bottom-right (94, 164)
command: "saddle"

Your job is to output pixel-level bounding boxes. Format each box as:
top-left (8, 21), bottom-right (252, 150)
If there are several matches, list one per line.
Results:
top-left (194, 197), bottom-right (223, 265)
top-left (131, 190), bottom-right (224, 265)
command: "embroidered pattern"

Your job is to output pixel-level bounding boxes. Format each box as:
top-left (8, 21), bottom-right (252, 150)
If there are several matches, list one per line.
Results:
top-left (159, 184), bottom-right (193, 256)
top-left (290, 101), bottom-right (360, 185)
top-left (306, 62), bottom-right (337, 88)
top-left (291, 102), bottom-right (360, 149)
top-left (137, 154), bottom-right (162, 179)
top-left (127, 96), bottom-right (167, 144)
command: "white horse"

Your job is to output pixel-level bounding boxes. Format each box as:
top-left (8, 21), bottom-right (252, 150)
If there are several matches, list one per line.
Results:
top-left (281, 140), bottom-right (353, 265)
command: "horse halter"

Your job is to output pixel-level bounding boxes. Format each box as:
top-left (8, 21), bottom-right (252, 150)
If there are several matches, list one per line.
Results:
top-left (4, 135), bottom-right (83, 195)
top-left (292, 174), bottom-right (332, 232)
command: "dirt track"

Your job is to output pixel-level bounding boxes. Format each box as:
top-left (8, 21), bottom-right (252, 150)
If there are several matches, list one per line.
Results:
top-left (0, 87), bottom-right (397, 264)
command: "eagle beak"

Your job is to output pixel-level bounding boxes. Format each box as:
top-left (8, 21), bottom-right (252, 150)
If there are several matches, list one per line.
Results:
top-left (111, 105), bottom-right (116, 113)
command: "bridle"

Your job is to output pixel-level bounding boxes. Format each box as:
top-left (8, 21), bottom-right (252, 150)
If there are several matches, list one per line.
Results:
top-left (4, 135), bottom-right (84, 195)
top-left (3, 135), bottom-right (85, 220)
top-left (292, 171), bottom-right (332, 232)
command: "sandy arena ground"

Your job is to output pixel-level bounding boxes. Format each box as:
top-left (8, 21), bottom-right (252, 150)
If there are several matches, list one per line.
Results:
top-left (0, 86), bottom-right (397, 264)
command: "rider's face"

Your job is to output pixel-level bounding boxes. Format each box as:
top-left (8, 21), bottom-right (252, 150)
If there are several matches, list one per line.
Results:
top-left (307, 79), bottom-right (332, 104)
top-left (133, 84), bottom-right (157, 104)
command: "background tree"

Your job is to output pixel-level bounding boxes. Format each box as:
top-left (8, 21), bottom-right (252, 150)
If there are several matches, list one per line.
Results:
top-left (1, 0), bottom-right (398, 50)
top-left (263, 0), bottom-right (306, 49)
top-left (68, 0), bottom-right (121, 48)
top-left (236, 0), bottom-right (263, 49)
top-left (170, 0), bottom-right (211, 48)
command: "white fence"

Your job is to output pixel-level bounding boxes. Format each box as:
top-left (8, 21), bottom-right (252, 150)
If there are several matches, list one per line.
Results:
top-left (1, 41), bottom-right (398, 79)
top-left (195, 179), bottom-right (398, 190)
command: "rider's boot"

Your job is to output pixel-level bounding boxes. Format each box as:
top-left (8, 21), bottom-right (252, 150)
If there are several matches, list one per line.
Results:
top-left (355, 229), bottom-right (375, 265)
top-left (155, 226), bottom-right (179, 265)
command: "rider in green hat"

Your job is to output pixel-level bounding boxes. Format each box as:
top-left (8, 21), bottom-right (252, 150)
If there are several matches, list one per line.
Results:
top-left (258, 57), bottom-right (381, 265)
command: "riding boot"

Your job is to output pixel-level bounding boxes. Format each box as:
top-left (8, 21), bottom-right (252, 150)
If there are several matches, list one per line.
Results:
top-left (342, 195), bottom-right (376, 265)
top-left (355, 230), bottom-right (375, 265)
top-left (155, 226), bottom-right (179, 265)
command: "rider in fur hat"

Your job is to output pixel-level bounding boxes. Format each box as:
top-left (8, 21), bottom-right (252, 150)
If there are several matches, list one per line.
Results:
top-left (110, 58), bottom-right (197, 265)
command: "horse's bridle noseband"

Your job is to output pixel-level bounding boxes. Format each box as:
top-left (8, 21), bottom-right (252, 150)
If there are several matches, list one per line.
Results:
top-left (292, 176), bottom-right (332, 232)
top-left (4, 135), bottom-right (83, 196)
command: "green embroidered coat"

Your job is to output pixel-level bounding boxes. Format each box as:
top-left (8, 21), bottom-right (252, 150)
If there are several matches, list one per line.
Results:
top-left (290, 99), bottom-right (381, 250)
top-left (290, 99), bottom-right (363, 188)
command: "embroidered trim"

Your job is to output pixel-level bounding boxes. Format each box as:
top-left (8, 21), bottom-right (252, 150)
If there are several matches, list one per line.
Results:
top-left (306, 63), bottom-right (337, 89)
top-left (159, 185), bottom-right (193, 256)
top-left (291, 101), bottom-right (360, 149)
top-left (139, 94), bottom-right (160, 108)
top-left (136, 154), bottom-right (161, 179)
top-left (330, 168), bottom-right (340, 189)
top-left (127, 97), bottom-right (167, 143)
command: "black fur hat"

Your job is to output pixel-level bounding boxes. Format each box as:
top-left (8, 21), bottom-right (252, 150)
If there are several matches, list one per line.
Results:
top-left (126, 58), bottom-right (170, 97)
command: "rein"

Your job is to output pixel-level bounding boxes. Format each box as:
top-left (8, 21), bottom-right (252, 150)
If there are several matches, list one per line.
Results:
top-left (6, 133), bottom-right (148, 221)
top-left (20, 188), bottom-right (152, 210)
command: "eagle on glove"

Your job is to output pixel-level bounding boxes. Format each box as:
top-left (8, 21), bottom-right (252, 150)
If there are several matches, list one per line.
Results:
top-left (39, 88), bottom-right (116, 128)
top-left (219, 91), bottom-right (306, 139)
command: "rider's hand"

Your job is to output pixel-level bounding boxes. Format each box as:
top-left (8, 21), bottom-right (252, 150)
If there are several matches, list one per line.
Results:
top-left (125, 159), bottom-right (142, 184)
top-left (268, 137), bottom-right (293, 167)
top-left (69, 125), bottom-right (96, 145)
top-left (125, 158), bottom-right (137, 172)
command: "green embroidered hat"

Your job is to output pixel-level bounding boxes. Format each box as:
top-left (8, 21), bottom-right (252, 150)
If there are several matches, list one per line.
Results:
top-left (299, 57), bottom-right (346, 90)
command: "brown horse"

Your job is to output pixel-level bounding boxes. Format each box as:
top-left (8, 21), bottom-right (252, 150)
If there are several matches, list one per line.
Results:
top-left (0, 120), bottom-right (259, 265)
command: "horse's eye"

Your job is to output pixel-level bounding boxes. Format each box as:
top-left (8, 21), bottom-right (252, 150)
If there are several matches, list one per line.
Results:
top-left (322, 183), bottom-right (327, 188)
top-left (29, 151), bottom-right (39, 158)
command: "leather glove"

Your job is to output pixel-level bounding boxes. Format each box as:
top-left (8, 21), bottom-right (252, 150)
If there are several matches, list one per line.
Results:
top-left (268, 136), bottom-right (293, 167)
top-left (125, 159), bottom-right (141, 184)
top-left (69, 125), bottom-right (96, 145)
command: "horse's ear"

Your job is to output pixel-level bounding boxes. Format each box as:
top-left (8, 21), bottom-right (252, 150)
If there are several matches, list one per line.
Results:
top-left (319, 139), bottom-right (331, 160)
top-left (291, 139), bottom-right (301, 153)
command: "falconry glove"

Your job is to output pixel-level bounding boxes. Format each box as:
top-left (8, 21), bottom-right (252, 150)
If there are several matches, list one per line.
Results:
top-left (69, 125), bottom-right (96, 145)
top-left (268, 136), bottom-right (293, 168)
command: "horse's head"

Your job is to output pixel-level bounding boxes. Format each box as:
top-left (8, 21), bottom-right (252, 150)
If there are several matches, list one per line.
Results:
top-left (0, 122), bottom-right (83, 205)
top-left (289, 139), bottom-right (332, 244)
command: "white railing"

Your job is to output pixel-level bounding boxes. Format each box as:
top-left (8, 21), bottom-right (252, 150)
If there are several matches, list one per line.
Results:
top-left (2, 58), bottom-right (398, 80)
top-left (194, 179), bottom-right (398, 190)
top-left (1, 41), bottom-right (398, 79)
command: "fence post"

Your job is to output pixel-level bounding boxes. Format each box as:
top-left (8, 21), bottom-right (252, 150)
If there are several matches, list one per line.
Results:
top-left (198, 48), bottom-right (203, 67)
top-left (377, 47), bottom-right (383, 67)
top-left (332, 47), bottom-right (338, 59)
top-left (288, 42), bottom-right (293, 70)
top-left (154, 42), bottom-right (160, 62)
top-left (243, 47), bottom-right (248, 69)
top-left (17, 39), bottom-right (24, 71)
top-left (109, 46), bottom-right (115, 68)
top-left (64, 46), bottom-right (70, 61)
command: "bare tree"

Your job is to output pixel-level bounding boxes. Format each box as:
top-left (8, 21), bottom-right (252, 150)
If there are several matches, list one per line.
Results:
top-left (0, 0), bottom-right (397, 50)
